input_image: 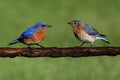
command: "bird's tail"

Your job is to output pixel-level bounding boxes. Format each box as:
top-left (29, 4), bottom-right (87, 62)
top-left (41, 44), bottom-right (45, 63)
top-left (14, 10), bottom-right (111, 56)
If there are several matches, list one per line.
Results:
top-left (97, 37), bottom-right (110, 44)
top-left (9, 39), bottom-right (19, 45)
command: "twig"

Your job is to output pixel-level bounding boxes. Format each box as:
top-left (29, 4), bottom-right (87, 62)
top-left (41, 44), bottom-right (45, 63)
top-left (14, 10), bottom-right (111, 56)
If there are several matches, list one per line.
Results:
top-left (0, 47), bottom-right (119, 58)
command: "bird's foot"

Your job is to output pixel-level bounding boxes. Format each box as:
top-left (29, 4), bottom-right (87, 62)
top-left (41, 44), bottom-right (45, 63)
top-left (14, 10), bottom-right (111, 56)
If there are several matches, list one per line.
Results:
top-left (36, 44), bottom-right (45, 48)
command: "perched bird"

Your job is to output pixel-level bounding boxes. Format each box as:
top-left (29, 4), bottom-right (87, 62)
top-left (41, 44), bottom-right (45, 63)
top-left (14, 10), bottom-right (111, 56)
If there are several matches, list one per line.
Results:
top-left (9, 22), bottom-right (51, 47)
top-left (68, 19), bottom-right (110, 47)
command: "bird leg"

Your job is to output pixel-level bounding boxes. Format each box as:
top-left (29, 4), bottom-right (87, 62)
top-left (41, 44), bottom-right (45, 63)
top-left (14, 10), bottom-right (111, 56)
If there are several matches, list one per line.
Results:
top-left (36, 43), bottom-right (45, 48)
top-left (80, 42), bottom-right (85, 47)
top-left (27, 45), bottom-right (31, 48)
top-left (90, 43), bottom-right (93, 47)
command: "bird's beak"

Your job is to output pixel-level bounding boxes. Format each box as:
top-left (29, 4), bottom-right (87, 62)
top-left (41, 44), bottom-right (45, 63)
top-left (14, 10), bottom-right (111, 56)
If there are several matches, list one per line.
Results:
top-left (47, 25), bottom-right (52, 27)
top-left (68, 22), bottom-right (71, 25)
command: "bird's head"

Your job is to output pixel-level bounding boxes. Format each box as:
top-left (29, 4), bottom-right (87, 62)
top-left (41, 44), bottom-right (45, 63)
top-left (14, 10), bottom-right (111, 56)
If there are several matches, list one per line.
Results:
top-left (35, 22), bottom-right (51, 30)
top-left (68, 19), bottom-right (84, 28)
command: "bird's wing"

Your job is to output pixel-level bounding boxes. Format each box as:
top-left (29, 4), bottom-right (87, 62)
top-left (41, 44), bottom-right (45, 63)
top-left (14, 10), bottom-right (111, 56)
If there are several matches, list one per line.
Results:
top-left (19, 27), bottom-right (36, 39)
top-left (83, 24), bottom-right (109, 43)
top-left (83, 24), bottom-right (101, 36)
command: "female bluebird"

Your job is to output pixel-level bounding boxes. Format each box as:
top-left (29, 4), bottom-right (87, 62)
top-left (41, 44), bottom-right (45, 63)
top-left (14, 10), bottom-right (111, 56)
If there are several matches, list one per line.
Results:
top-left (68, 19), bottom-right (110, 47)
top-left (9, 22), bottom-right (51, 47)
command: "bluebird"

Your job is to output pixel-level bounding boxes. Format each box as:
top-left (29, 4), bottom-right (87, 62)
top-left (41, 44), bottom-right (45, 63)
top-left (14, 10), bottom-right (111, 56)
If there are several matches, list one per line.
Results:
top-left (68, 19), bottom-right (110, 47)
top-left (9, 22), bottom-right (51, 47)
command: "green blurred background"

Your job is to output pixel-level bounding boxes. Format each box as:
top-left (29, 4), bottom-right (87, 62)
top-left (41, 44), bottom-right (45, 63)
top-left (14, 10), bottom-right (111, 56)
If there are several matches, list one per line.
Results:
top-left (0, 0), bottom-right (120, 80)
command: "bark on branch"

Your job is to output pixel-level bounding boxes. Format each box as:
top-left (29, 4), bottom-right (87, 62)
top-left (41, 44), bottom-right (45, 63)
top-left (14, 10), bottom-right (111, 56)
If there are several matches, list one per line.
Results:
top-left (0, 47), bottom-right (119, 58)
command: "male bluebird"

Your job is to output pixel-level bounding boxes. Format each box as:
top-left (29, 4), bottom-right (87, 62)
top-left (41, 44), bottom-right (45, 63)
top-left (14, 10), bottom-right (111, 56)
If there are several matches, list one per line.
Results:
top-left (68, 19), bottom-right (110, 47)
top-left (9, 22), bottom-right (51, 47)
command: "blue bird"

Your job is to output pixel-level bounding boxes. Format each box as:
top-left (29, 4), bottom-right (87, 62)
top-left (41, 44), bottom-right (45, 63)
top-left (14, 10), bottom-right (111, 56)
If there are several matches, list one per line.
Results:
top-left (9, 22), bottom-right (51, 47)
top-left (68, 19), bottom-right (110, 47)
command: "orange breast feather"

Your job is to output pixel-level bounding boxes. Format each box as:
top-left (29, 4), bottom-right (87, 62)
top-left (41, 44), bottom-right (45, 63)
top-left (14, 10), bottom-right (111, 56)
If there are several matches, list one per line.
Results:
top-left (73, 25), bottom-right (89, 38)
top-left (23, 30), bottom-right (46, 44)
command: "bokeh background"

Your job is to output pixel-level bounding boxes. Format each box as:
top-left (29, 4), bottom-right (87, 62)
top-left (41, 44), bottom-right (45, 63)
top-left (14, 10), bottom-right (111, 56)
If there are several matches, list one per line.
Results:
top-left (0, 0), bottom-right (120, 80)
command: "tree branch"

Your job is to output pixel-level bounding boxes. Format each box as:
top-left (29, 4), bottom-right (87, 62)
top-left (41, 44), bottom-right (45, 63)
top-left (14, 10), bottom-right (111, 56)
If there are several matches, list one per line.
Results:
top-left (0, 47), bottom-right (119, 58)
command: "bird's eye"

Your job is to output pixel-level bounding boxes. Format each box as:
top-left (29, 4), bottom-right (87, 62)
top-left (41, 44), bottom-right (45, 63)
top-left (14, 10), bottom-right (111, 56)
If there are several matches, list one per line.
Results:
top-left (42, 25), bottom-right (45, 27)
top-left (74, 22), bottom-right (76, 24)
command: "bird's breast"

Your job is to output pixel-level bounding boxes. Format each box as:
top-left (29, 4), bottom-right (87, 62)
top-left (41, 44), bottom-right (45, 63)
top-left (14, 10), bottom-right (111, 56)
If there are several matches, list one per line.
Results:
top-left (73, 27), bottom-right (96, 43)
top-left (23, 30), bottom-right (46, 45)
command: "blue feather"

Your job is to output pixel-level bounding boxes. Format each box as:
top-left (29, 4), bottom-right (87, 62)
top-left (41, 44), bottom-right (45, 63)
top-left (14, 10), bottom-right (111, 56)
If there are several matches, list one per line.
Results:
top-left (83, 24), bottom-right (99, 35)
top-left (19, 22), bottom-right (47, 39)
top-left (19, 28), bottom-right (36, 38)
top-left (98, 37), bottom-right (110, 44)
top-left (9, 22), bottom-right (48, 46)
top-left (9, 39), bottom-right (19, 45)
top-left (83, 24), bottom-right (110, 44)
